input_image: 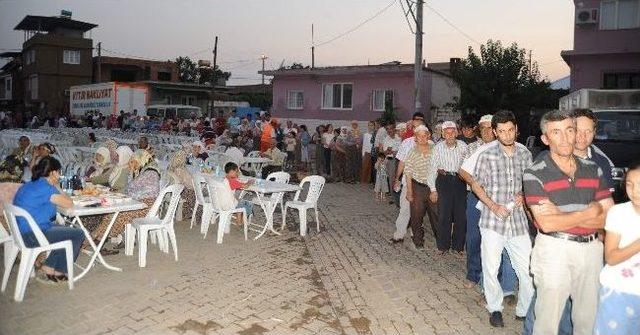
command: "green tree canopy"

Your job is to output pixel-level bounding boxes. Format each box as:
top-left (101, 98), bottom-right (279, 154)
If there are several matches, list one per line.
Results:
top-left (452, 40), bottom-right (558, 115)
top-left (175, 56), bottom-right (231, 85)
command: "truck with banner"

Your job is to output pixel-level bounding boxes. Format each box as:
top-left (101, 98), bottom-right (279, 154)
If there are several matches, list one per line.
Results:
top-left (69, 82), bottom-right (148, 116)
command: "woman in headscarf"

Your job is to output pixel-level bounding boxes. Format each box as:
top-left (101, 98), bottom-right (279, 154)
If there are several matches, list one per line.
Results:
top-left (344, 126), bottom-right (361, 184)
top-left (90, 149), bottom-right (161, 251)
top-left (104, 139), bottom-right (119, 163)
top-left (331, 127), bottom-right (348, 182)
top-left (85, 147), bottom-right (111, 179)
top-left (167, 149), bottom-right (195, 220)
top-left (313, 125), bottom-right (325, 175)
top-left (90, 145), bottom-right (131, 192)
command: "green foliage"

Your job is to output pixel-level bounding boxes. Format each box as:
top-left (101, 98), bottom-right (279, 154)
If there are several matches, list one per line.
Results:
top-left (176, 56), bottom-right (197, 82)
top-left (175, 56), bottom-right (231, 85)
top-left (377, 103), bottom-right (398, 126)
top-left (451, 40), bottom-right (559, 116)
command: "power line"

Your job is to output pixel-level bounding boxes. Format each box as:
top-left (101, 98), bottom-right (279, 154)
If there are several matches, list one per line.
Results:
top-left (315, 0), bottom-right (397, 47)
top-left (540, 59), bottom-right (565, 66)
top-left (399, 0), bottom-right (415, 34)
top-left (423, 3), bottom-right (482, 45)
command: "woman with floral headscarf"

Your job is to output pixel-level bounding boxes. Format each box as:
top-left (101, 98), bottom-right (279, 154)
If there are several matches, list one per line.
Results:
top-left (104, 139), bottom-right (119, 163)
top-left (90, 149), bottom-right (161, 251)
top-left (90, 145), bottom-right (131, 192)
top-left (168, 149), bottom-right (195, 220)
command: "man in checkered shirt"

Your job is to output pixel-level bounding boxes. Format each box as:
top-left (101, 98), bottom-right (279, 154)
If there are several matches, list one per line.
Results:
top-left (472, 111), bottom-right (534, 327)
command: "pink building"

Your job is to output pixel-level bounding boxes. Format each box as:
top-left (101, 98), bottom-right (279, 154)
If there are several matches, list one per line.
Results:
top-left (562, 0), bottom-right (640, 91)
top-left (260, 62), bottom-right (460, 125)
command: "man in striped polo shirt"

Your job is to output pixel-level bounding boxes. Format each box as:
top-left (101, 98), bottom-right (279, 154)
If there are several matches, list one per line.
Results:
top-left (523, 110), bottom-right (614, 335)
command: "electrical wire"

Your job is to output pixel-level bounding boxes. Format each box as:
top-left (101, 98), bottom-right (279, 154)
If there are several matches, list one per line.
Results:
top-left (423, 2), bottom-right (482, 45)
top-left (315, 0), bottom-right (398, 47)
top-left (399, 0), bottom-right (415, 34)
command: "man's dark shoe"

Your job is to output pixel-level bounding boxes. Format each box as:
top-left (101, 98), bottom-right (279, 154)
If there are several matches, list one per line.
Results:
top-left (390, 238), bottom-right (404, 244)
top-left (515, 315), bottom-right (526, 321)
top-left (489, 312), bottom-right (504, 327)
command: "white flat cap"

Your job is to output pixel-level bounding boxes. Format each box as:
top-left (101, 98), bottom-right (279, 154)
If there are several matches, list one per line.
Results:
top-left (441, 121), bottom-right (457, 129)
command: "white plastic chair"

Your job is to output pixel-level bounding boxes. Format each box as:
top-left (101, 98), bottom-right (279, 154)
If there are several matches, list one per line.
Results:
top-left (282, 175), bottom-right (326, 236)
top-left (190, 173), bottom-right (214, 234)
top-left (202, 176), bottom-right (248, 244)
top-left (255, 171), bottom-right (290, 214)
top-left (0, 214), bottom-right (16, 293)
top-left (3, 203), bottom-right (74, 301)
top-left (124, 184), bottom-right (184, 268)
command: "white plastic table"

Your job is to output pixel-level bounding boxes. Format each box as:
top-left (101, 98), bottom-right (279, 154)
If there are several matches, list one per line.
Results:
top-left (243, 178), bottom-right (301, 239)
top-left (242, 157), bottom-right (272, 177)
top-left (58, 199), bottom-right (147, 282)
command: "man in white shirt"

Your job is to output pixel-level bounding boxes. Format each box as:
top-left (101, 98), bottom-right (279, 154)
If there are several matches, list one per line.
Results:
top-left (431, 121), bottom-right (468, 255)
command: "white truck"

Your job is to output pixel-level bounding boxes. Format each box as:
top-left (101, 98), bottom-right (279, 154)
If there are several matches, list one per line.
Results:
top-left (559, 88), bottom-right (640, 201)
top-left (70, 82), bottom-right (148, 116)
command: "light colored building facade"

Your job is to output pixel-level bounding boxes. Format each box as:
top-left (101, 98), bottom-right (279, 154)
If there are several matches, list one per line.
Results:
top-left (562, 0), bottom-right (640, 91)
top-left (261, 62), bottom-right (460, 128)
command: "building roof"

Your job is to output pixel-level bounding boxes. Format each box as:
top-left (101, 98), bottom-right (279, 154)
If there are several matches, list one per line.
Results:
top-left (0, 52), bottom-right (21, 58)
top-left (14, 15), bottom-right (97, 32)
top-left (260, 62), bottom-right (452, 77)
top-left (94, 56), bottom-right (174, 66)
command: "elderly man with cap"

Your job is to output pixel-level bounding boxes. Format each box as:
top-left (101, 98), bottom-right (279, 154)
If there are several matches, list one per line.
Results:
top-left (459, 114), bottom-right (518, 296)
top-left (381, 123), bottom-right (402, 200)
top-left (403, 124), bottom-right (439, 249)
top-left (390, 113), bottom-right (439, 244)
top-left (430, 120), bottom-right (468, 255)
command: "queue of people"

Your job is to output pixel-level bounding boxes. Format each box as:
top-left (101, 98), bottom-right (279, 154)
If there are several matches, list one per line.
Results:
top-left (1, 106), bottom-right (638, 334)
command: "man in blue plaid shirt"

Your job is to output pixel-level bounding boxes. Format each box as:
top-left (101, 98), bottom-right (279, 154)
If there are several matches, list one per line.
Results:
top-left (472, 111), bottom-right (534, 327)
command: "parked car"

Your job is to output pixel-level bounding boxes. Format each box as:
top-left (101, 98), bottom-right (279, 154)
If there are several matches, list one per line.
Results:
top-left (146, 104), bottom-right (202, 120)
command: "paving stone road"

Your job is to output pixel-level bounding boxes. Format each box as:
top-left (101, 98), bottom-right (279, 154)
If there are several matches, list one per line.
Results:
top-left (0, 183), bottom-right (522, 334)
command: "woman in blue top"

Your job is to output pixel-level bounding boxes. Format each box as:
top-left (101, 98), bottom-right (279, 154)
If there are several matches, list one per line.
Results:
top-left (13, 156), bottom-right (84, 284)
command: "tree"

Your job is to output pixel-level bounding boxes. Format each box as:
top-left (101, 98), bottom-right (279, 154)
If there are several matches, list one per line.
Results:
top-left (197, 65), bottom-right (231, 85)
top-left (175, 56), bottom-right (231, 85)
top-left (452, 40), bottom-right (556, 114)
top-left (176, 56), bottom-right (197, 82)
top-left (451, 40), bottom-right (566, 137)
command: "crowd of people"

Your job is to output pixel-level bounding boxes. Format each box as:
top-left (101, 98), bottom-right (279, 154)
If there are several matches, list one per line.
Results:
top-left (1, 106), bottom-right (639, 334)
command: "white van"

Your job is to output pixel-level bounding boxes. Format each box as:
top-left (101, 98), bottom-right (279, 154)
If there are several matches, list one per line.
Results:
top-left (146, 104), bottom-right (202, 120)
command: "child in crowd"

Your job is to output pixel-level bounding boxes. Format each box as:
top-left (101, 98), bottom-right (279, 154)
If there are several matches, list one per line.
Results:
top-left (284, 132), bottom-right (297, 170)
top-left (593, 160), bottom-right (640, 335)
top-left (373, 152), bottom-right (388, 200)
top-left (224, 162), bottom-right (254, 224)
top-left (299, 125), bottom-right (311, 171)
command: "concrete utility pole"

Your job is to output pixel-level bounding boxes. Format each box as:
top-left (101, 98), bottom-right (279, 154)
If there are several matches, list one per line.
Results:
top-left (413, 0), bottom-right (424, 116)
top-left (260, 54), bottom-right (268, 85)
top-left (311, 24), bottom-right (315, 69)
top-left (211, 36), bottom-right (218, 116)
top-left (97, 42), bottom-right (101, 82)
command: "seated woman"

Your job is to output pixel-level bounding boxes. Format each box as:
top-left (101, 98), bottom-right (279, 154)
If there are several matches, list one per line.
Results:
top-left (89, 145), bottom-right (131, 192)
top-left (91, 149), bottom-right (161, 251)
top-left (84, 147), bottom-right (111, 179)
top-left (0, 154), bottom-right (26, 183)
top-left (167, 150), bottom-right (196, 219)
top-left (28, 142), bottom-right (57, 171)
top-left (260, 139), bottom-right (287, 179)
top-left (189, 141), bottom-right (209, 164)
top-left (13, 156), bottom-right (84, 284)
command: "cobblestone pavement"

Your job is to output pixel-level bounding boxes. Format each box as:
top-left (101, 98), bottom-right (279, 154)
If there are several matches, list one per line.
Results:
top-left (0, 183), bottom-right (522, 334)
